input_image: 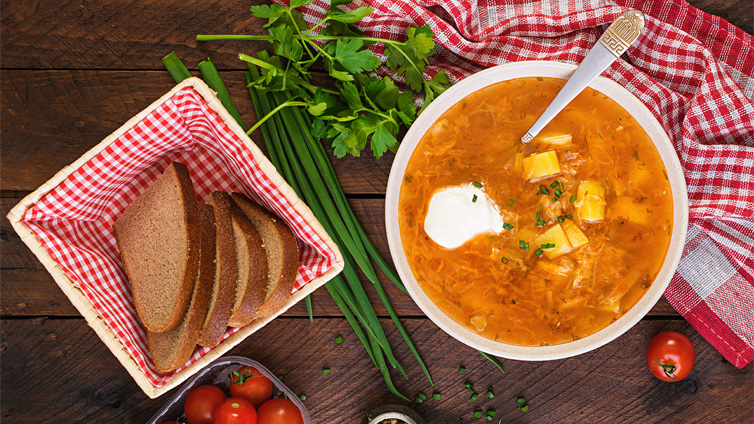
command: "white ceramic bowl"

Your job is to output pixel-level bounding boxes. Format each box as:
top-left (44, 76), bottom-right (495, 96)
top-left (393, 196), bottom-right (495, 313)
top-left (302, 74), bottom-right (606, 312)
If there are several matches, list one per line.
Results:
top-left (385, 61), bottom-right (689, 361)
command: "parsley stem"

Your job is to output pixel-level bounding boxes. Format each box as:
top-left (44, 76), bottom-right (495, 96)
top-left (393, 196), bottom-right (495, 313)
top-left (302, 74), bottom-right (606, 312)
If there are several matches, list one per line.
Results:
top-left (246, 100), bottom-right (309, 135)
top-left (285, 9), bottom-right (316, 60)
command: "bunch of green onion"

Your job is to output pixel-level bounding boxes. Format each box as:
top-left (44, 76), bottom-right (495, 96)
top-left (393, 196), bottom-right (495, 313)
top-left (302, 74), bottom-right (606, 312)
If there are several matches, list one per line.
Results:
top-left (163, 52), bottom-right (430, 400)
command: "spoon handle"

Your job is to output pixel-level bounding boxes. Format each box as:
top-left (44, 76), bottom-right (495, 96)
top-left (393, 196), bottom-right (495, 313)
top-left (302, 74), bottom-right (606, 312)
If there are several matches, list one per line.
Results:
top-left (521, 10), bottom-right (645, 144)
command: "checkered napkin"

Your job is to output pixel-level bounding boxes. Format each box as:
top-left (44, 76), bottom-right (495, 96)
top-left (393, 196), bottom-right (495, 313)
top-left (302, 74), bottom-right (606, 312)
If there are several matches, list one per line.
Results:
top-left (22, 87), bottom-right (339, 385)
top-left (286, 0), bottom-right (754, 367)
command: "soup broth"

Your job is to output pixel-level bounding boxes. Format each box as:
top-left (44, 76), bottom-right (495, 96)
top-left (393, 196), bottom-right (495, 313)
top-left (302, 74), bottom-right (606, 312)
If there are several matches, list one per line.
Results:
top-left (398, 77), bottom-right (673, 346)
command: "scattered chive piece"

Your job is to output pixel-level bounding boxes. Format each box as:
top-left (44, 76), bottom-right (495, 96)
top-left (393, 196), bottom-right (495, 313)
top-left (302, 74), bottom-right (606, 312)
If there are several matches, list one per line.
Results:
top-left (570, 195), bottom-right (577, 203)
top-left (335, 336), bottom-right (343, 344)
top-left (471, 393), bottom-right (478, 402)
top-left (525, 243), bottom-right (530, 252)
top-left (552, 196), bottom-right (558, 202)
top-left (473, 182), bottom-right (483, 188)
top-left (554, 188), bottom-right (562, 197)
top-left (550, 181), bottom-right (559, 188)
top-left (536, 219), bottom-right (546, 226)
top-left (534, 248), bottom-right (544, 257)
top-left (508, 199), bottom-right (514, 205)
top-left (472, 194), bottom-right (478, 203)
top-left (464, 382), bottom-right (475, 393)
top-left (460, 420), bottom-right (464, 424)
top-left (501, 257), bottom-right (509, 264)
top-left (299, 394), bottom-right (307, 401)
top-left (521, 405), bottom-right (530, 412)
top-left (536, 211), bottom-right (541, 220)
top-left (559, 182), bottom-right (565, 191)
top-left (277, 375), bottom-right (284, 380)
top-left (541, 243), bottom-right (555, 249)
top-left (503, 223), bottom-right (514, 230)
top-left (415, 392), bottom-right (427, 403)
top-left (565, 214), bottom-right (573, 218)
top-left (322, 368), bottom-right (330, 375)
top-left (558, 215), bottom-right (565, 223)
top-left (459, 366), bottom-right (466, 373)
top-left (433, 393), bottom-right (442, 400)
top-left (487, 387), bottom-right (494, 398)
top-left (474, 411), bottom-right (483, 418)
top-left (486, 410), bottom-right (496, 419)
top-left (517, 397), bottom-right (526, 405)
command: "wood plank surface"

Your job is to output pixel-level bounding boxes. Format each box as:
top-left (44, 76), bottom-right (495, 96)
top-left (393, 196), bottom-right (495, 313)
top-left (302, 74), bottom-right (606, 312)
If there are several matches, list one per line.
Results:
top-left (0, 70), bottom-right (392, 194)
top-left (0, 197), bottom-right (681, 318)
top-left (0, 0), bottom-right (750, 71)
top-left (1, 317), bottom-right (751, 424)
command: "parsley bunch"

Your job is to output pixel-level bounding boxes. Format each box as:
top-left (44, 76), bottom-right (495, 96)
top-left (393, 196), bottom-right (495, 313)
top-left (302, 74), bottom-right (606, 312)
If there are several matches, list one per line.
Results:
top-left (198, 0), bottom-right (451, 158)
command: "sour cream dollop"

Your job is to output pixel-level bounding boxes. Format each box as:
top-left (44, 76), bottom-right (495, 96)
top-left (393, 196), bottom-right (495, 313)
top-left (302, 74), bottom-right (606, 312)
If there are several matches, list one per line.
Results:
top-left (423, 184), bottom-right (503, 249)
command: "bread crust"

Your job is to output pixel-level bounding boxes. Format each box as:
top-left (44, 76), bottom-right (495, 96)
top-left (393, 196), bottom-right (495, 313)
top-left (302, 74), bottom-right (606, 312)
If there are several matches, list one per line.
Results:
top-left (147, 203), bottom-right (216, 371)
top-left (198, 192), bottom-right (238, 347)
top-left (227, 203), bottom-right (268, 327)
top-left (114, 161), bottom-right (200, 333)
top-left (230, 193), bottom-right (299, 319)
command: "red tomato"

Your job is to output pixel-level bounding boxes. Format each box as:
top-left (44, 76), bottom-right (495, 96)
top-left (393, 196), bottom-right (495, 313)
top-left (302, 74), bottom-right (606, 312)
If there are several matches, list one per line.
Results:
top-left (257, 398), bottom-right (304, 424)
top-left (213, 397), bottom-right (257, 424)
top-left (184, 385), bottom-right (226, 424)
top-left (230, 366), bottom-right (274, 408)
top-left (646, 331), bottom-right (695, 382)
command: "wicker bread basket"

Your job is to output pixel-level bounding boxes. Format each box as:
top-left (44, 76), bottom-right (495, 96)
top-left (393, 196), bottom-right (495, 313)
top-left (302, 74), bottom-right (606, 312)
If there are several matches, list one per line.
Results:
top-left (6, 77), bottom-right (344, 398)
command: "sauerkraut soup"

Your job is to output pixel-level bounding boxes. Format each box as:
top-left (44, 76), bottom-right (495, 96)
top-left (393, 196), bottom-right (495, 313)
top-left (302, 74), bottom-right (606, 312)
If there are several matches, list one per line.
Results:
top-left (398, 77), bottom-right (673, 346)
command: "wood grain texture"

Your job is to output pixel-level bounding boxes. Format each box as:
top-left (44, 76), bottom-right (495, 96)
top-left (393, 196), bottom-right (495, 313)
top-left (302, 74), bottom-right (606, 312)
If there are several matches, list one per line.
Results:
top-left (1, 197), bottom-right (680, 317)
top-left (0, 0), bottom-right (751, 71)
top-left (0, 70), bottom-right (392, 193)
top-left (1, 317), bottom-right (751, 423)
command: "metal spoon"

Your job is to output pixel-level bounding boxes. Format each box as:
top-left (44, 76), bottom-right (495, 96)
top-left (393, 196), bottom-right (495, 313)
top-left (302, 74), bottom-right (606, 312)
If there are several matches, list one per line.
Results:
top-left (521, 9), bottom-right (645, 143)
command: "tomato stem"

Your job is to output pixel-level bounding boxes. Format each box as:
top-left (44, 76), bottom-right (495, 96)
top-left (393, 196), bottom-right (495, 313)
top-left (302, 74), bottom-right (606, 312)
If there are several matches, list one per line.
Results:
top-left (232, 368), bottom-right (264, 385)
top-left (653, 359), bottom-right (677, 379)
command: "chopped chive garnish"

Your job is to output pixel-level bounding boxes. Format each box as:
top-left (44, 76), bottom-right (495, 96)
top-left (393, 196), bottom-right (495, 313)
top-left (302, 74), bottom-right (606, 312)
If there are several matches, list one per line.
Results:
top-left (521, 405), bottom-right (530, 412)
top-left (519, 240), bottom-right (530, 251)
top-left (474, 411), bottom-right (483, 418)
top-left (554, 188), bottom-right (562, 197)
top-left (537, 185), bottom-right (550, 195)
top-left (472, 194), bottom-right (478, 203)
top-left (570, 195), bottom-right (577, 203)
top-left (559, 182), bottom-right (565, 191)
top-left (534, 248), bottom-right (544, 257)
top-left (464, 382), bottom-right (475, 393)
top-left (552, 196), bottom-right (558, 202)
top-left (487, 387), bottom-right (494, 398)
top-left (536, 220), bottom-right (546, 226)
top-left (486, 410), bottom-right (496, 418)
top-left (541, 243), bottom-right (555, 249)
top-left (471, 393), bottom-right (478, 402)
top-left (558, 216), bottom-right (565, 223)
top-left (503, 223), bottom-right (514, 230)
top-left (517, 397), bottom-right (526, 405)
top-left (550, 181), bottom-right (559, 188)
top-left (299, 394), bottom-right (307, 401)
top-left (322, 368), bottom-right (330, 375)
top-left (536, 211), bottom-right (541, 220)
top-left (433, 393), bottom-right (441, 400)
top-left (473, 182), bottom-right (483, 188)
top-left (525, 244), bottom-right (530, 252)
top-left (459, 366), bottom-right (466, 373)
top-left (335, 336), bottom-right (343, 344)
top-left (415, 392), bottom-right (427, 403)
top-left (508, 199), bottom-right (514, 205)
top-left (501, 257), bottom-right (509, 264)
top-left (565, 214), bottom-right (573, 218)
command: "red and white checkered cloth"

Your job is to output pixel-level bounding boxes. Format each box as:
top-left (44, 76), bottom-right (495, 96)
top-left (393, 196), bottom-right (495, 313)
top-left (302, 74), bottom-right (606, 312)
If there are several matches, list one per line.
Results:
top-left (284, 0), bottom-right (754, 367)
top-left (22, 87), bottom-right (339, 385)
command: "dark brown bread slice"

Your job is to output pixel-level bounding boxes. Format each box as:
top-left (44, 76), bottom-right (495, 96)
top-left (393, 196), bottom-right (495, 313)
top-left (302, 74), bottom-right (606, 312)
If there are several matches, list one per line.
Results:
top-left (197, 192), bottom-right (238, 347)
top-left (226, 203), bottom-right (268, 327)
top-left (231, 193), bottom-right (299, 319)
top-left (146, 204), bottom-right (216, 372)
top-left (113, 162), bottom-right (200, 333)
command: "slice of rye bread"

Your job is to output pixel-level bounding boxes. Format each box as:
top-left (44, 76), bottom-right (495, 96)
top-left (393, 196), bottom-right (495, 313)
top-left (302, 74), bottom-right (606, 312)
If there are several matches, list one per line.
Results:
top-left (197, 192), bottom-right (238, 347)
top-left (113, 162), bottom-right (200, 333)
top-left (146, 203), bottom-right (216, 372)
top-left (231, 193), bottom-right (299, 319)
top-left (226, 202), bottom-right (268, 327)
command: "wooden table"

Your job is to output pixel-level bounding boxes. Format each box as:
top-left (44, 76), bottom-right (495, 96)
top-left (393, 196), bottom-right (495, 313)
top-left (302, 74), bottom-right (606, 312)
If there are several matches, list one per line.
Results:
top-left (1, 1), bottom-right (752, 422)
